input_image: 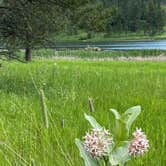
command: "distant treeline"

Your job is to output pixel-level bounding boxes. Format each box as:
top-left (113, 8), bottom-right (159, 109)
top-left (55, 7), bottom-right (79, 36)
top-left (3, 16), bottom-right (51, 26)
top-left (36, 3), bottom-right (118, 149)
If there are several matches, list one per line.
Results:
top-left (161, 0), bottom-right (166, 3)
top-left (71, 0), bottom-right (165, 35)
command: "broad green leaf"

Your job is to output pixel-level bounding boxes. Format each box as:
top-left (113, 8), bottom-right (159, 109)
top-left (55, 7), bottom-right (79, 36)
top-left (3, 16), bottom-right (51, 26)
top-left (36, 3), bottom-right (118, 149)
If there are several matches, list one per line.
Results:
top-left (110, 109), bottom-right (127, 141)
top-left (123, 106), bottom-right (141, 134)
top-left (110, 109), bottom-right (121, 120)
top-left (114, 119), bottom-right (127, 142)
top-left (84, 113), bottom-right (102, 129)
top-left (109, 141), bottom-right (131, 165)
top-left (75, 139), bottom-right (99, 166)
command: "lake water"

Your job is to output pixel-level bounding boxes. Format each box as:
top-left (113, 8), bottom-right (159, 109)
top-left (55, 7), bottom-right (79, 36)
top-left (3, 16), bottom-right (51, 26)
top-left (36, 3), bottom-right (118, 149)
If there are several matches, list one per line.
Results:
top-left (55, 40), bottom-right (166, 51)
top-left (1, 40), bottom-right (166, 51)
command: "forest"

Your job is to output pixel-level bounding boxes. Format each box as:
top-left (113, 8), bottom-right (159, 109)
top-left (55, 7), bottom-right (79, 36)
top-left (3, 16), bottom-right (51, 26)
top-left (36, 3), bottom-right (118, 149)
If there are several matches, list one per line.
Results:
top-left (76, 0), bottom-right (165, 35)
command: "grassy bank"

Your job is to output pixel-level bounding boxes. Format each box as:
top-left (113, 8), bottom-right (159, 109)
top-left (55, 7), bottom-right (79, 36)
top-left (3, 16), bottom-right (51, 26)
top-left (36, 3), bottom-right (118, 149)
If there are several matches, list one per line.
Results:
top-left (53, 30), bottom-right (166, 42)
top-left (0, 60), bottom-right (165, 165)
top-left (31, 49), bottom-right (166, 59)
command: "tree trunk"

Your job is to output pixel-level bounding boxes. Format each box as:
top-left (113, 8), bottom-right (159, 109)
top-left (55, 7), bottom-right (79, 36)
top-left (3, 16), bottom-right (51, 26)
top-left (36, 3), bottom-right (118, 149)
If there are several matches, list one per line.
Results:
top-left (25, 47), bottom-right (32, 61)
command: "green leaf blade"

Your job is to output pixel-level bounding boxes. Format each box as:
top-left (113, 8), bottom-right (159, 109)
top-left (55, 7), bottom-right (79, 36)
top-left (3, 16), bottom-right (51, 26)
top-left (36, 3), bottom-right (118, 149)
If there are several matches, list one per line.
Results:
top-left (123, 106), bottom-right (141, 134)
top-left (110, 109), bottom-right (121, 120)
top-left (75, 139), bottom-right (99, 166)
top-left (110, 109), bottom-right (127, 141)
top-left (109, 141), bottom-right (131, 165)
top-left (84, 113), bottom-right (102, 129)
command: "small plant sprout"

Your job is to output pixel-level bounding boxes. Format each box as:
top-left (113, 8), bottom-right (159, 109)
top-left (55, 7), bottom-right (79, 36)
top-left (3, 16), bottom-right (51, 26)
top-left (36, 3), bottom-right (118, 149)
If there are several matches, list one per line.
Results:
top-left (30, 159), bottom-right (35, 166)
top-left (88, 97), bottom-right (95, 112)
top-left (76, 106), bottom-right (149, 166)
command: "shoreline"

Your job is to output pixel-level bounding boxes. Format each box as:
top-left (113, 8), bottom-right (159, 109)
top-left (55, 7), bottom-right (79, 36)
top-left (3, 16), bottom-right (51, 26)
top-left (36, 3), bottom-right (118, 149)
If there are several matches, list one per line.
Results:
top-left (37, 55), bottom-right (166, 62)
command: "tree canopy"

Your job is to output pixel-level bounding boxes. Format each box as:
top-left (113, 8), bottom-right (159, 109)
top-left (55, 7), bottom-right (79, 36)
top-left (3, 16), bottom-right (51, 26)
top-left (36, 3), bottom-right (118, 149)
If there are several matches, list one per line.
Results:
top-left (77, 0), bottom-right (165, 35)
top-left (0, 0), bottom-right (89, 61)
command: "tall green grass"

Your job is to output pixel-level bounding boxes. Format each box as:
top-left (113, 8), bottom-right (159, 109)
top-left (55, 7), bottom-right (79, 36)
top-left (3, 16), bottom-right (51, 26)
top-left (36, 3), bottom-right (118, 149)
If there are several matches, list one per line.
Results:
top-left (30, 49), bottom-right (166, 59)
top-left (57, 49), bottom-right (166, 58)
top-left (0, 60), bottom-right (165, 165)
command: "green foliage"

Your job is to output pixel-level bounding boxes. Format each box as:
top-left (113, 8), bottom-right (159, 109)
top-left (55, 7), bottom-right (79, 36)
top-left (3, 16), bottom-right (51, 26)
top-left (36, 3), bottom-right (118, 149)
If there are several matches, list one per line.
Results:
top-left (0, 60), bottom-right (165, 165)
top-left (0, 0), bottom-right (60, 60)
top-left (1, 1), bottom-right (58, 45)
top-left (111, 106), bottom-right (141, 141)
top-left (75, 139), bottom-right (98, 166)
top-left (56, 49), bottom-right (166, 59)
top-left (76, 106), bottom-right (141, 165)
top-left (111, 109), bottom-right (127, 142)
top-left (1, 0), bottom-right (166, 61)
top-left (0, 0), bottom-right (88, 60)
top-left (123, 106), bottom-right (141, 135)
top-left (84, 113), bottom-right (102, 129)
top-left (77, 3), bottom-right (113, 33)
top-left (109, 142), bottom-right (130, 165)
top-left (39, 89), bottom-right (49, 129)
top-left (75, 0), bottom-right (165, 35)
top-left (145, 0), bottom-right (165, 35)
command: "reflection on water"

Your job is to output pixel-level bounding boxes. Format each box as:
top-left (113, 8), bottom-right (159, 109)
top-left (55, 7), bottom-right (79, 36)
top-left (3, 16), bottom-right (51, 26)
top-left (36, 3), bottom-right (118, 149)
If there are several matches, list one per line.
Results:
top-left (55, 40), bottom-right (166, 51)
top-left (1, 40), bottom-right (166, 51)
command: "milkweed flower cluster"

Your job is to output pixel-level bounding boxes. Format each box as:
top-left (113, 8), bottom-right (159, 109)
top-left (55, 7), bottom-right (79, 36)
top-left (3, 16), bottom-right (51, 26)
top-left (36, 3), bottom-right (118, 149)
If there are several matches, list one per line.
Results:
top-left (83, 128), bottom-right (113, 159)
top-left (128, 128), bottom-right (149, 156)
top-left (76, 107), bottom-right (150, 165)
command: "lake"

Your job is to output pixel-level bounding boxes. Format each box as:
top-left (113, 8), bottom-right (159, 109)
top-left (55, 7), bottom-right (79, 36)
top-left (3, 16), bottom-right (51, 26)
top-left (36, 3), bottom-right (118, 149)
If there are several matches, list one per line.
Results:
top-left (1, 40), bottom-right (166, 51)
top-left (54, 40), bottom-right (166, 51)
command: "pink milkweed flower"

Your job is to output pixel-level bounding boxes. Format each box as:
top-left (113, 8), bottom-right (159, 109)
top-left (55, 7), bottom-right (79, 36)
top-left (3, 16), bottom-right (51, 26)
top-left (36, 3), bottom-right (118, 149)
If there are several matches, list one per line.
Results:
top-left (129, 128), bottom-right (149, 156)
top-left (84, 128), bottom-right (113, 159)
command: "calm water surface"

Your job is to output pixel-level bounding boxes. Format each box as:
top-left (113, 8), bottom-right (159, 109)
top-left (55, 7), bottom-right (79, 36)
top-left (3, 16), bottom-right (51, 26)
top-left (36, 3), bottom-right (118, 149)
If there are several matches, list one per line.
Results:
top-left (55, 40), bottom-right (166, 51)
top-left (1, 40), bottom-right (166, 51)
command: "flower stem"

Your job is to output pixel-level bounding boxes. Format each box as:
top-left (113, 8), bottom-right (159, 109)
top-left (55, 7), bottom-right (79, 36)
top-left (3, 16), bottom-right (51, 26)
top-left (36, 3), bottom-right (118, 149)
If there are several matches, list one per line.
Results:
top-left (103, 157), bottom-right (109, 166)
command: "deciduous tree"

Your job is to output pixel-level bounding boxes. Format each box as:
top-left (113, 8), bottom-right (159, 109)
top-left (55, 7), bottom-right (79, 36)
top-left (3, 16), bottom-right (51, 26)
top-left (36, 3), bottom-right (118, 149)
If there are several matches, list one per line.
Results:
top-left (0, 0), bottom-right (89, 61)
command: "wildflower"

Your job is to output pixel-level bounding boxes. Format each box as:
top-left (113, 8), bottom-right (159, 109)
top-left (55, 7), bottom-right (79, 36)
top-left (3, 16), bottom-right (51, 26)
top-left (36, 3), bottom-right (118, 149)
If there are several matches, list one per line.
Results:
top-left (84, 128), bottom-right (113, 159)
top-left (129, 128), bottom-right (149, 156)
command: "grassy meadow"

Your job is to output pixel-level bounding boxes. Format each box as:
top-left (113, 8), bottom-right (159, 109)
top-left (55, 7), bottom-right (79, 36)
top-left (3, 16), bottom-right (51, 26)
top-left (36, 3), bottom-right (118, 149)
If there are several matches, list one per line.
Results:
top-left (30, 49), bottom-right (166, 59)
top-left (0, 59), bottom-right (165, 165)
top-left (53, 29), bottom-right (166, 42)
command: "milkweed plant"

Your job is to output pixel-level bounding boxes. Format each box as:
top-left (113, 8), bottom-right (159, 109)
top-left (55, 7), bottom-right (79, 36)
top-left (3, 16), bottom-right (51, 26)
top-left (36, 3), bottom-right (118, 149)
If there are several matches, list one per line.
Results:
top-left (75, 106), bottom-right (149, 166)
